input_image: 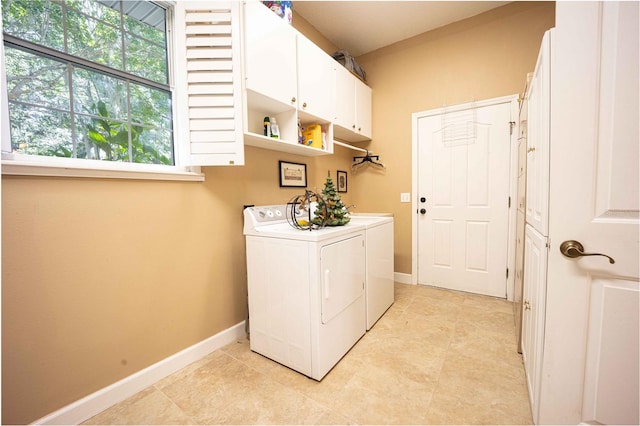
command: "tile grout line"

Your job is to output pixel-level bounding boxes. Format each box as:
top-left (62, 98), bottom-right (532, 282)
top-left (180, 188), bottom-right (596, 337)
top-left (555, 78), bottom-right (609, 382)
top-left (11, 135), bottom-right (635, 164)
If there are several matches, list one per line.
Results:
top-left (218, 343), bottom-right (361, 425)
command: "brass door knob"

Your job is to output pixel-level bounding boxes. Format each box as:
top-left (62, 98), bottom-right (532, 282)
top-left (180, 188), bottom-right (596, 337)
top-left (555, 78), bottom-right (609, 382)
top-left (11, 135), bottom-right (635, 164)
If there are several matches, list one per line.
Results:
top-left (560, 240), bottom-right (615, 264)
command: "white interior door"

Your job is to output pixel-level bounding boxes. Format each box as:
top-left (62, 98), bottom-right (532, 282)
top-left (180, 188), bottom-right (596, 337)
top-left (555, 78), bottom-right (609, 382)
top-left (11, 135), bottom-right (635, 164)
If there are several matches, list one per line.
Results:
top-left (416, 98), bottom-right (514, 297)
top-left (540, 2), bottom-right (639, 424)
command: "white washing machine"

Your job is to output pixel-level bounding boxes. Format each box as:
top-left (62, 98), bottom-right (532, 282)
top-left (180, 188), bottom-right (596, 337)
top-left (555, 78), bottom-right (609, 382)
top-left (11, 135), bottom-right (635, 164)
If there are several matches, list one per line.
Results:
top-left (243, 205), bottom-right (367, 380)
top-left (349, 214), bottom-right (395, 330)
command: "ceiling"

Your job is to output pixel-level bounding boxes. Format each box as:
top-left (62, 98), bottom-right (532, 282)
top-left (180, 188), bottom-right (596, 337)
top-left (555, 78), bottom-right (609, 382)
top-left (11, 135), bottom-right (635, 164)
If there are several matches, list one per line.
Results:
top-left (292, 1), bottom-right (510, 56)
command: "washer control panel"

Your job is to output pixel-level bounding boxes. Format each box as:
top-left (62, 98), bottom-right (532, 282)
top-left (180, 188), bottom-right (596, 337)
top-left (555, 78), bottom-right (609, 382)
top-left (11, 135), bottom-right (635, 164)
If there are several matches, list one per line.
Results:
top-left (245, 205), bottom-right (289, 225)
top-left (244, 204), bottom-right (313, 235)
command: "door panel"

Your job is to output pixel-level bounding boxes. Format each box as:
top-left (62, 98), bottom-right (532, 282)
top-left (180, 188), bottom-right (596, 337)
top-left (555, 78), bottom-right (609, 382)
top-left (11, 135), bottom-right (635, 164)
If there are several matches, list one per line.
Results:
top-left (522, 224), bottom-right (548, 424)
top-left (582, 279), bottom-right (639, 425)
top-left (541, 2), bottom-right (639, 424)
top-left (417, 99), bottom-right (513, 297)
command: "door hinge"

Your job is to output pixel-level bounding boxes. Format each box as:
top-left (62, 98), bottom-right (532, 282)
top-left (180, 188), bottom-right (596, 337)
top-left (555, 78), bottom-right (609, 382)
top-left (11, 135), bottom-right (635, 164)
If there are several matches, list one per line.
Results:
top-left (508, 196), bottom-right (511, 208)
top-left (509, 121), bottom-right (516, 135)
top-left (506, 268), bottom-right (509, 279)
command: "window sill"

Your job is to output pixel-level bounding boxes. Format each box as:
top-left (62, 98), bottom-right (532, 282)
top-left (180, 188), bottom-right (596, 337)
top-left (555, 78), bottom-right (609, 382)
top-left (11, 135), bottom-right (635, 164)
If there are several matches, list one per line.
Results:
top-left (1, 154), bottom-right (205, 182)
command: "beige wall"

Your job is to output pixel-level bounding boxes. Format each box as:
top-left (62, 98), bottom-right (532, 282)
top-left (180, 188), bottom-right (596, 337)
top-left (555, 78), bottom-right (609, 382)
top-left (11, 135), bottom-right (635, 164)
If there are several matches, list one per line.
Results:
top-left (348, 1), bottom-right (555, 273)
top-left (1, 3), bottom-right (553, 424)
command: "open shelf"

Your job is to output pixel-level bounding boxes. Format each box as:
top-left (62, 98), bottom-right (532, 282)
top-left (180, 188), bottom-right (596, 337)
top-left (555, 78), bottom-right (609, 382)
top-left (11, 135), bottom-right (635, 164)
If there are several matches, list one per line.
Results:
top-left (244, 132), bottom-right (331, 156)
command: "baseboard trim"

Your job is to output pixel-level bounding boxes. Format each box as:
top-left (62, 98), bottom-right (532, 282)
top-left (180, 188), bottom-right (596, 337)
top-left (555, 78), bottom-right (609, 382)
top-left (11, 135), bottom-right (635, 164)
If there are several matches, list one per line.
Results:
top-left (33, 321), bottom-right (246, 425)
top-left (394, 272), bottom-right (413, 284)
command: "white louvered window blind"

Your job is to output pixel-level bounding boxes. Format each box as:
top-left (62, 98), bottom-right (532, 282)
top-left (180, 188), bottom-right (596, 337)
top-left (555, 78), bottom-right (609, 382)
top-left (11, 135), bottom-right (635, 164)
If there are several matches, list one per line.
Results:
top-left (1, 0), bottom-right (244, 180)
top-left (174, 1), bottom-right (245, 167)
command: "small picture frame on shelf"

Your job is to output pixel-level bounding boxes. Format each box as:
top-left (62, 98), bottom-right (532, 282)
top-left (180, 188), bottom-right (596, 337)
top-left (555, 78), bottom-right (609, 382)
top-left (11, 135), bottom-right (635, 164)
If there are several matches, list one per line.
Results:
top-left (337, 170), bottom-right (347, 193)
top-left (279, 161), bottom-right (307, 187)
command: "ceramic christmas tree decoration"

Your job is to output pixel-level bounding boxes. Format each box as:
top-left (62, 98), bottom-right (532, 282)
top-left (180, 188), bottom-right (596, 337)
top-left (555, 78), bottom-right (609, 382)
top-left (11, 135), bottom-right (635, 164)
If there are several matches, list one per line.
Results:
top-left (312, 172), bottom-right (351, 226)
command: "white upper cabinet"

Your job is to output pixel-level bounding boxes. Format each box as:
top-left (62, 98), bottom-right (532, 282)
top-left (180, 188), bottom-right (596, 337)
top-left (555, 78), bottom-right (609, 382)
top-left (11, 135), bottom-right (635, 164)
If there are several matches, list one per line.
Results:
top-left (242, 0), bottom-right (372, 156)
top-left (334, 64), bottom-right (372, 142)
top-left (244, 0), bottom-right (297, 109)
top-left (297, 35), bottom-right (336, 123)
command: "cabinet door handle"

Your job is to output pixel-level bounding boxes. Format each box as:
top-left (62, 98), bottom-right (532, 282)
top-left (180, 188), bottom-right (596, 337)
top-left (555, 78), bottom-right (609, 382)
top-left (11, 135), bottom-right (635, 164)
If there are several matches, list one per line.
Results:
top-left (527, 147), bottom-right (536, 153)
top-left (559, 240), bottom-right (615, 264)
top-left (303, 102), bottom-right (307, 108)
top-left (291, 97), bottom-right (296, 104)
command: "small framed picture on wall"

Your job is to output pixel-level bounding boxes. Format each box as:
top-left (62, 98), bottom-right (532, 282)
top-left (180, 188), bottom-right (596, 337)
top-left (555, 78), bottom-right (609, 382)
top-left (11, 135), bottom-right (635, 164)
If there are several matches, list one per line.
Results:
top-left (279, 161), bottom-right (307, 187)
top-left (337, 170), bottom-right (347, 193)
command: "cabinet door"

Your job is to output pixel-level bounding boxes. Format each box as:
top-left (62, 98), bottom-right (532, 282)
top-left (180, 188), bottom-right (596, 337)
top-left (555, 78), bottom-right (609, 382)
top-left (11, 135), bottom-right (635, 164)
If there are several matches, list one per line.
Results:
top-left (297, 35), bottom-right (336, 122)
top-left (526, 31), bottom-right (551, 234)
top-left (522, 224), bottom-right (548, 424)
top-left (517, 139), bottom-right (527, 212)
top-left (514, 209), bottom-right (526, 352)
top-left (354, 78), bottom-right (372, 138)
top-left (244, 0), bottom-right (297, 107)
top-left (334, 65), bottom-right (356, 131)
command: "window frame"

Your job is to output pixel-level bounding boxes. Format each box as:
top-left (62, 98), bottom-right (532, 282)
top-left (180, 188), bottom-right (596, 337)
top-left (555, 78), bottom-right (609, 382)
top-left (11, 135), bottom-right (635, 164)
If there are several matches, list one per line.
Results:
top-left (0, 0), bottom-right (205, 181)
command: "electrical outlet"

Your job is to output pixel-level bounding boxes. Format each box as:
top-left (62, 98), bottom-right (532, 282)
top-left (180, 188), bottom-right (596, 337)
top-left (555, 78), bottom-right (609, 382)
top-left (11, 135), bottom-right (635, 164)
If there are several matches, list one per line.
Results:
top-left (400, 193), bottom-right (411, 203)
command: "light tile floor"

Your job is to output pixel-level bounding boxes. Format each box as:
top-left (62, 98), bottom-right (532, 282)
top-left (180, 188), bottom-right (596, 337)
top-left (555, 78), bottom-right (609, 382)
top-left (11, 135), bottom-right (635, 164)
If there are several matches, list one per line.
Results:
top-left (83, 283), bottom-right (533, 425)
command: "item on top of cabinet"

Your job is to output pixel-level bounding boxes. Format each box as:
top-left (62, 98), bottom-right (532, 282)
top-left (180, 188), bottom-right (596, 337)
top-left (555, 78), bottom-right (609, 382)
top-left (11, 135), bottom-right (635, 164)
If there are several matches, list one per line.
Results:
top-left (261, 1), bottom-right (292, 25)
top-left (270, 117), bottom-right (280, 139)
top-left (331, 50), bottom-right (366, 82)
top-left (302, 124), bottom-right (322, 148)
top-left (263, 116), bottom-right (271, 137)
top-left (312, 171), bottom-right (351, 226)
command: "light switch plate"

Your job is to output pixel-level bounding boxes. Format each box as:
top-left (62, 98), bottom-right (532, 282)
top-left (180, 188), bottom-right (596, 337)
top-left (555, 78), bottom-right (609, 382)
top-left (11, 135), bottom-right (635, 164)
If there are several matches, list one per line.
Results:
top-left (400, 193), bottom-right (411, 203)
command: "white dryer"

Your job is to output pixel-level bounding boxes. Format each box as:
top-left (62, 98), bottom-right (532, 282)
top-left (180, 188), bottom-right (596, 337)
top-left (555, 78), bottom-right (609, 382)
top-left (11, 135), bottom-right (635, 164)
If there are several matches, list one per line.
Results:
top-left (349, 214), bottom-right (395, 330)
top-left (243, 205), bottom-right (367, 380)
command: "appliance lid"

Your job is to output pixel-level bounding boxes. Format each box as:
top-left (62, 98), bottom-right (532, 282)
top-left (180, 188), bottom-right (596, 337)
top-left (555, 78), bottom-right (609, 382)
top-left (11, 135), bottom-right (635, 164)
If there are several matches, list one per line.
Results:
top-left (247, 221), bottom-right (366, 242)
top-left (349, 214), bottom-right (394, 227)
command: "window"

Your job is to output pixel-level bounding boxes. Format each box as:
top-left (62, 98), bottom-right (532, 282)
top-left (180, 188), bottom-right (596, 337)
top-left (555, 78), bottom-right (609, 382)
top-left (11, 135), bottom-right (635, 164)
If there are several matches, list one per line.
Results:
top-left (2, 0), bottom-right (174, 165)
